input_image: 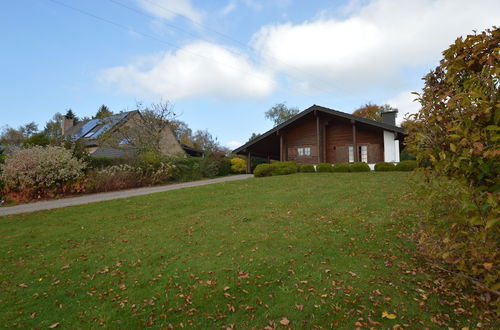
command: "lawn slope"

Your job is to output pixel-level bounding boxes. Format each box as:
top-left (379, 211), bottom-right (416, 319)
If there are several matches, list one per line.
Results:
top-left (0, 173), bottom-right (478, 328)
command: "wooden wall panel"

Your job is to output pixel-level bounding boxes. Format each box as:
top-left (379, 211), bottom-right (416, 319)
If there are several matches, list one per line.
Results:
top-left (325, 120), bottom-right (384, 163)
top-left (286, 117), bottom-right (319, 163)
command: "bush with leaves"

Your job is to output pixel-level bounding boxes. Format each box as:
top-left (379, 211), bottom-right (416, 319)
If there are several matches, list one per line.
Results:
top-left (170, 157), bottom-right (203, 181)
top-left (230, 157), bottom-right (246, 173)
top-left (299, 164), bottom-right (315, 172)
top-left (271, 161), bottom-right (298, 176)
top-left (375, 162), bottom-right (396, 172)
top-left (395, 160), bottom-right (418, 171)
top-left (405, 27), bottom-right (499, 295)
top-left (350, 162), bottom-right (371, 172)
top-left (332, 163), bottom-right (350, 172)
top-left (316, 163), bottom-right (332, 172)
top-left (86, 162), bottom-right (176, 192)
top-left (254, 164), bottom-right (273, 177)
top-left (0, 146), bottom-right (86, 197)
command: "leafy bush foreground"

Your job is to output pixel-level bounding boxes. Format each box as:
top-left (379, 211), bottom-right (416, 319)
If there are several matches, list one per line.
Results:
top-left (405, 27), bottom-right (499, 299)
top-left (0, 146), bottom-right (86, 199)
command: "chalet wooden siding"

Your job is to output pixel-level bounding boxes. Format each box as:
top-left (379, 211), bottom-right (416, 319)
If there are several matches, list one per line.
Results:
top-left (233, 105), bottom-right (405, 171)
top-left (287, 117), bottom-right (319, 164)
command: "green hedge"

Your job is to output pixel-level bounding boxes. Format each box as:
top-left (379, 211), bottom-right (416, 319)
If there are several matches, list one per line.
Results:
top-left (350, 162), bottom-right (371, 172)
top-left (271, 161), bottom-right (298, 175)
top-left (299, 164), bottom-right (315, 172)
top-left (254, 164), bottom-right (273, 177)
top-left (332, 163), bottom-right (350, 172)
top-left (254, 161), bottom-right (299, 177)
top-left (316, 163), bottom-right (333, 172)
top-left (395, 160), bottom-right (418, 171)
top-left (375, 162), bottom-right (396, 171)
top-left (86, 156), bottom-right (118, 169)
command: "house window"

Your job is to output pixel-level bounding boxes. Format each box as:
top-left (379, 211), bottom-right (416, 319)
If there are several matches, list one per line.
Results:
top-left (348, 146), bottom-right (354, 163)
top-left (359, 145), bottom-right (368, 163)
top-left (297, 147), bottom-right (311, 157)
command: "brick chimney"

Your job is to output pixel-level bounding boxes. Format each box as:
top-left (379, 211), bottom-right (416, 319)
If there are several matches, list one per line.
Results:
top-left (381, 111), bottom-right (397, 126)
top-left (61, 115), bottom-right (74, 134)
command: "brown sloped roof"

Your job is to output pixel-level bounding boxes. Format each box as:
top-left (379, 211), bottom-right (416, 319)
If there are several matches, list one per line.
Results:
top-left (233, 104), bottom-right (405, 154)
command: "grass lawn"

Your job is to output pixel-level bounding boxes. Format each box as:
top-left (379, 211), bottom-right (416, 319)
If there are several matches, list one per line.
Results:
top-left (0, 173), bottom-right (481, 328)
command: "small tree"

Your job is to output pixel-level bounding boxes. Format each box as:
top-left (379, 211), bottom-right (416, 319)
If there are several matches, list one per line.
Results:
top-left (247, 132), bottom-right (261, 143)
top-left (101, 101), bottom-right (177, 157)
top-left (44, 112), bottom-right (64, 139)
top-left (265, 103), bottom-right (299, 126)
top-left (352, 103), bottom-right (381, 121)
top-left (94, 105), bottom-right (113, 119)
top-left (352, 103), bottom-right (398, 121)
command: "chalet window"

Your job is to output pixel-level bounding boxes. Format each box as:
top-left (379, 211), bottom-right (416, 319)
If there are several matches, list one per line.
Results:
top-left (359, 145), bottom-right (368, 163)
top-left (297, 147), bottom-right (311, 157)
top-left (348, 146), bottom-right (354, 163)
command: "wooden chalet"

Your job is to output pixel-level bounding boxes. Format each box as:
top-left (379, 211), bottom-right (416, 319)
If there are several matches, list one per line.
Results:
top-left (233, 105), bottom-right (406, 173)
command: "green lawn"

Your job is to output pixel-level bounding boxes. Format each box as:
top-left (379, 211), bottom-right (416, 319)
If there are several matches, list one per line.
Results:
top-left (0, 173), bottom-right (479, 328)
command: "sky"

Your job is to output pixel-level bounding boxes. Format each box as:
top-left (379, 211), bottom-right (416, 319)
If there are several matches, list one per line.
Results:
top-left (1, 0), bottom-right (499, 149)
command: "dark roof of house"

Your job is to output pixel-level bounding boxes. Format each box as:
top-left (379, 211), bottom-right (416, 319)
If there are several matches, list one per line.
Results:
top-left (233, 104), bottom-right (405, 154)
top-left (64, 111), bottom-right (139, 142)
top-left (181, 144), bottom-right (204, 157)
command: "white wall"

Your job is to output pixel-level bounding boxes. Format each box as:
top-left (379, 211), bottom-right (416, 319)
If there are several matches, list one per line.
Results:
top-left (394, 139), bottom-right (400, 162)
top-left (384, 130), bottom-right (398, 162)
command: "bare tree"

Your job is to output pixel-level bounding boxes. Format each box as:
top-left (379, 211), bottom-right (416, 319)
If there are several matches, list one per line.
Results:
top-left (100, 101), bottom-right (177, 156)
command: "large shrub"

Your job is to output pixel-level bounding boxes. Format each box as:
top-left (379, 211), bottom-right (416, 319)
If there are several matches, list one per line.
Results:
top-left (375, 162), bottom-right (396, 172)
top-left (395, 160), bottom-right (418, 171)
top-left (254, 164), bottom-right (273, 177)
top-left (316, 163), bottom-right (332, 172)
top-left (271, 161), bottom-right (298, 176)
top-left (230, 157), bottom-right (246, 173)
top-left (405, 27), bottom-right (499, 295)
top-left (199, 155), bottom-right (231, 178)
top-left (170, 157), bottom-right (203, 181)
top-left (299, 164), bottom-right (315, 173)
top-left (86, 162), bottom-right (176, 192)
top-left (350, 162), bottom-right (371, 172)
top-left (0, 146), bottom-right (86, 195)
top-left (332, 163), bottom-right (350, 172)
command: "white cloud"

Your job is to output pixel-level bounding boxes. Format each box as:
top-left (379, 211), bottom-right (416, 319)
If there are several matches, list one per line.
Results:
top-left (251, 0), bottom-right (500, 93)
top-left (226, 140), bottom-right (243, 148)
top-left (136, 0), bottom-right (203, 24)
top-left (385, 91), bottom-right (421, 125)
top-left (99, 41), bottom-right (276, 100)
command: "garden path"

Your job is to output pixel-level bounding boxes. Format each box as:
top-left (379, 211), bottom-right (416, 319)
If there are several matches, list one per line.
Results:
top-left (0, 174), bottom-right (253, 216)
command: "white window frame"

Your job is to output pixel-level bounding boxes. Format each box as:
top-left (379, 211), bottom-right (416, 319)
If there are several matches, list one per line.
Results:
top-left (360, 145), bottom-right (368, 163)
top-left (304, 147), bottom-right (311, 156)
top-left (348, 146), bottom-right (354, 163)
top-left (297, 147), bottom-right (304, 156)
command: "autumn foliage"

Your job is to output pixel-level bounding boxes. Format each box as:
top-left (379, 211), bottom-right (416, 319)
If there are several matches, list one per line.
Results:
top-left (406, 27), bottom-right (499, 296)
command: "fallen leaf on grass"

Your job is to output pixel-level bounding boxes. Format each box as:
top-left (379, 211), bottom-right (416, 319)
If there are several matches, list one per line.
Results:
top-left (280, 317), bottom-right (290, 326)
top-left (348, 271), bottom-right (357, 277)
top-left (30, 312), bottom-right (36, 319)
top-left (483, 263), bottom-right (493, 270)
top-left (381, 311), bottom-right (397, 319)
top-left (18, 283), bottom-right (28, 288)
top-left (49, 322), bottom-right (60, 328)
top-left (295, 304), bottom-right (304, 311)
